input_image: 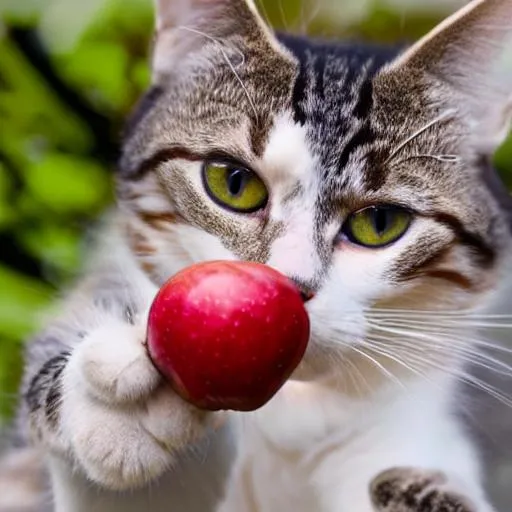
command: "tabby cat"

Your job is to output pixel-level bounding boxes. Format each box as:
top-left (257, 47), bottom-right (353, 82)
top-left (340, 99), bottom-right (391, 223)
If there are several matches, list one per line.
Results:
top-left (2, 0), bottom-right (512, 510)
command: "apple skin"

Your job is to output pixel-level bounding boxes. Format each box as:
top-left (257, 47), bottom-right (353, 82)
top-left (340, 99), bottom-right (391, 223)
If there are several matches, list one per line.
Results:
top-left (146, 260), bottom-right (310, 412)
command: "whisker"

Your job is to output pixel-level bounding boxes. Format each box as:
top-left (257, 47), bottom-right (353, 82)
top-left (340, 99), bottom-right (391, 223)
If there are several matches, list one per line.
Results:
top-left (383, 109), bottom-right (457, 165)
top-left (441, 365), bottom-right (512, 409)
top-left (393, 336), bottom-right (512, 378)
top-left (368, 308), bottom-right (512, 320)
top-left (367, 321), bottom-right (512, 357)
top-left (255, 0), bottom-right (272, 27)
top-left (363, 331), bottom-right (512, 409)
top-left (393, 154), bottom-right (461, 166)
top-left (361, 337), bottom-right (435, 384)
top-left (370, 341), bottom-right (512, 408)
top-left (368, 317), bottom-right (512, 340)
top-left (457, 374), bottom-right (512, 408)
top-left (372, 317), bottom-right (512, 330)
top-left (298, 0), bottom-right (321, 35)
top-left (342, 354), bottom-right (372, 397)
top-left (177, 26), bottom-right (259, 121)
top-left (310, 305), bottom-right (512, 409)
top-left (349, 345), bottom-right (407, 390)
top-left (278, 0), bottom-right (289, 30)
top-left (313, 339), bottom-right (375, 396)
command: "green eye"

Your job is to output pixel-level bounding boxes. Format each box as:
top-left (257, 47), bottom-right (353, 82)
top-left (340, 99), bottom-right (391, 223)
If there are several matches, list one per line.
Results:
top-left (202, 161), bottom-right (268, 213)
top-left (343, 205), bottom-right (412, 248)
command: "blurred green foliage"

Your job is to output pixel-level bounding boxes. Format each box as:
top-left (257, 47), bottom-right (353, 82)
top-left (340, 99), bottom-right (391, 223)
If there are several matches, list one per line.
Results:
top-left (1, 0), bottom-right (511, 421)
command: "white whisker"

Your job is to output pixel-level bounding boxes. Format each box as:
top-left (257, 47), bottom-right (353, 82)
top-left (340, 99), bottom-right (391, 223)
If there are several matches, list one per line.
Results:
top-left (391, 335), bottom-right (512, 378)
top-left (360, 324), bottom-right (512, 408)
top-left (311, 304), bottom-right (512, 409)
top-left (177, 26), bottom-right (259, 121)
top-left (342, 355), bottom-right (372, 397)
top-left (368, 308), bottom-right (512, 320)
top-left (383, 109), bottom-right (457, 165)
top-left (278, 0), bottom-right (289, 30)
top-left (255, 0), bottom-right (272, 27)
top-left (366, 320), bottom-right (512, 357)
top-left (362, 337), bottom-right (434, 384)
top-left (372, 317), bottom-right (512, 330)
top-left (393, 154), bottom-right (461, 166)
top-left (349, 345), bottom-right (406, 390)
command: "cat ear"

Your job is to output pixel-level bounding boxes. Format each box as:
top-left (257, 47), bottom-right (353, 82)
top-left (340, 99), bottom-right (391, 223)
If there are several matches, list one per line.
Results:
top-left (151, 0), bottom-right (272, 83)
top-left (385, 0), bottom-right (512, 152)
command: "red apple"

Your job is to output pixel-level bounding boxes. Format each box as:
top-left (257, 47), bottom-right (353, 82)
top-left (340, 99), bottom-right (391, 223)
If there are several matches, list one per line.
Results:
top-left (146, 260), bottom-right (310, 411)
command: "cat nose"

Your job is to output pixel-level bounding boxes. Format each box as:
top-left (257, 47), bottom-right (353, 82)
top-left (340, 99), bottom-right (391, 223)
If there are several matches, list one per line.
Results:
top-left (289, 278), bottom-right (316, 303)
top-left (300, 290), bottom-right (315, 303)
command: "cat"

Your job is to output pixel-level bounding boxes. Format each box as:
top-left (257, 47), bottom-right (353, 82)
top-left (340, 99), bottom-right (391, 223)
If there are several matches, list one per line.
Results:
top-left (1, 0), bottom-right (512, 510)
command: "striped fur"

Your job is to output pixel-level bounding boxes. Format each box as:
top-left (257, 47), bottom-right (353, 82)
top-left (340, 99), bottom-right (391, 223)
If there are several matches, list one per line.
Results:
top-left (3, 0), bottom-right (512, 511)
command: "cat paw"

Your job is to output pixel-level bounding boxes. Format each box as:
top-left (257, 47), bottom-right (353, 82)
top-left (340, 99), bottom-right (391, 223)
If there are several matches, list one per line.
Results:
top-left (370, 467), bottom-right (479, 512)
top-left (59, 318), bottom-right (215, 490)
top-left (74, 320), bottom-right (160, 404)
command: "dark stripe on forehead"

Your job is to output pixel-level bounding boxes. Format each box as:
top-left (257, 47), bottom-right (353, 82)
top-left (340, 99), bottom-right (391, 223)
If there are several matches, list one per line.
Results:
top-left (277, 34), bottom-right (398, 128)
top-left (337, 122), bottom-right (376, 170)
top-left (353, 79), bottom-right (374, 119)
top-left (277, 34), bottom-right (398, 194)
top-left (249, 115), bottom-right (273, 157)
top-left (363, 147), bottom-right (388, 191)
top-left (291, 68), bottom-right (307, 126)
top-left (313, 55), bottom-right (325, 100)
top-left (281, 43), bottom-right (308, 125)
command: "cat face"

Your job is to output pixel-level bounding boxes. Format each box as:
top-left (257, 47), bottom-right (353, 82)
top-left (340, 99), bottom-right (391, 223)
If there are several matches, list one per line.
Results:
top-left (117, 0), bottom-right (512, 381)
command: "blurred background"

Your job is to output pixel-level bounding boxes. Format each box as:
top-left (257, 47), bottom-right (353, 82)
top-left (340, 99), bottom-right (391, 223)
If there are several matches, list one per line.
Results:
top-left (1, 0), bottom-right (512, 425)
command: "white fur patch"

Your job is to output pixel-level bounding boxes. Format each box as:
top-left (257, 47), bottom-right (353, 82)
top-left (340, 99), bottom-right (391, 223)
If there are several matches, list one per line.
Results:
top-left (261, 112), bottom-right (315, 186)
top-left (266, 205), bottom-right (321, 282)
top-left (261, 112), bottom-right (322, 281)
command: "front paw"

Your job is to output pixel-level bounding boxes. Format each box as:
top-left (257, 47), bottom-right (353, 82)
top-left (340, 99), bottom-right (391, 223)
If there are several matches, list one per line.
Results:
top-left (370, 467), bottom-right (480, 512)
top-left (59, 318), bottom-right (216, 490)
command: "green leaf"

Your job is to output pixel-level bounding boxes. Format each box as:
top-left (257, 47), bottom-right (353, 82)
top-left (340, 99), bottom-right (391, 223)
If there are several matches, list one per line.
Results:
top-left (0, 163), bottom-right (15, 229)
top-left (24, 152), bottom-right (111, 214)
top-left (20, 224), bottom-right (82, 276)
top-left (0, 38), bottom-right (93, 156)
top-left (0, 265), bottom-right (53, 340)
top-left (0, 337), bottom-right (23, 421)
top-left (131, 59), bottom-right (150, 93)
top-left (0, 0), bottom-right (41, 25)
top-left (56, 41), bottom-right (130, 112)
top-left (495, 132), bottom-right (512, 189)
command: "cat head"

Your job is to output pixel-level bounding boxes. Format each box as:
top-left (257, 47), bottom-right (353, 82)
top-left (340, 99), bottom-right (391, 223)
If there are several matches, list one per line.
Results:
top-left (117, 0), bottom-right (512, 383)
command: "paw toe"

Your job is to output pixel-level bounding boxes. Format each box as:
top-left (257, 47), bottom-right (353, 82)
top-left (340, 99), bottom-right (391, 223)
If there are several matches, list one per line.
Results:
top-left (139, 384), bottom-right (211, 451)
top-left (77, 323), bottom-right (160, 404)
top-left (70, 400), bottom-right (172, 490)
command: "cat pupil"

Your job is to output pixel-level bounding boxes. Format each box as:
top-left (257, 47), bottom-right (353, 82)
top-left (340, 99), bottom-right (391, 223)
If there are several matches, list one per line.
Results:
top-left (373, 209), bottom-right (389, 236)
top-left (227, 169), bottom-right (245, 196)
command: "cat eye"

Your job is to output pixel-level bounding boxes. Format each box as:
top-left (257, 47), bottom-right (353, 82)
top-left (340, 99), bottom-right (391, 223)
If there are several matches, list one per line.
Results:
top-left (202, 161), bottom-right (268, 213)
top-left (341, 205), bottom-right (412, 248)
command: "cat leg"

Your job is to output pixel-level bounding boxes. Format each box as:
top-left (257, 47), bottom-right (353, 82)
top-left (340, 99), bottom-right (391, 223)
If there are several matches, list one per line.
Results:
top-left (315, 459), bottom-right (495, 512)
top-left (370, 467), bottom-right (495, 512)
top-left (21, 268), bottom-right (234, 511)
top-left (309, 384), bottom-right (496, 512)
top-left (56, 319), bottom-right (214, 489)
